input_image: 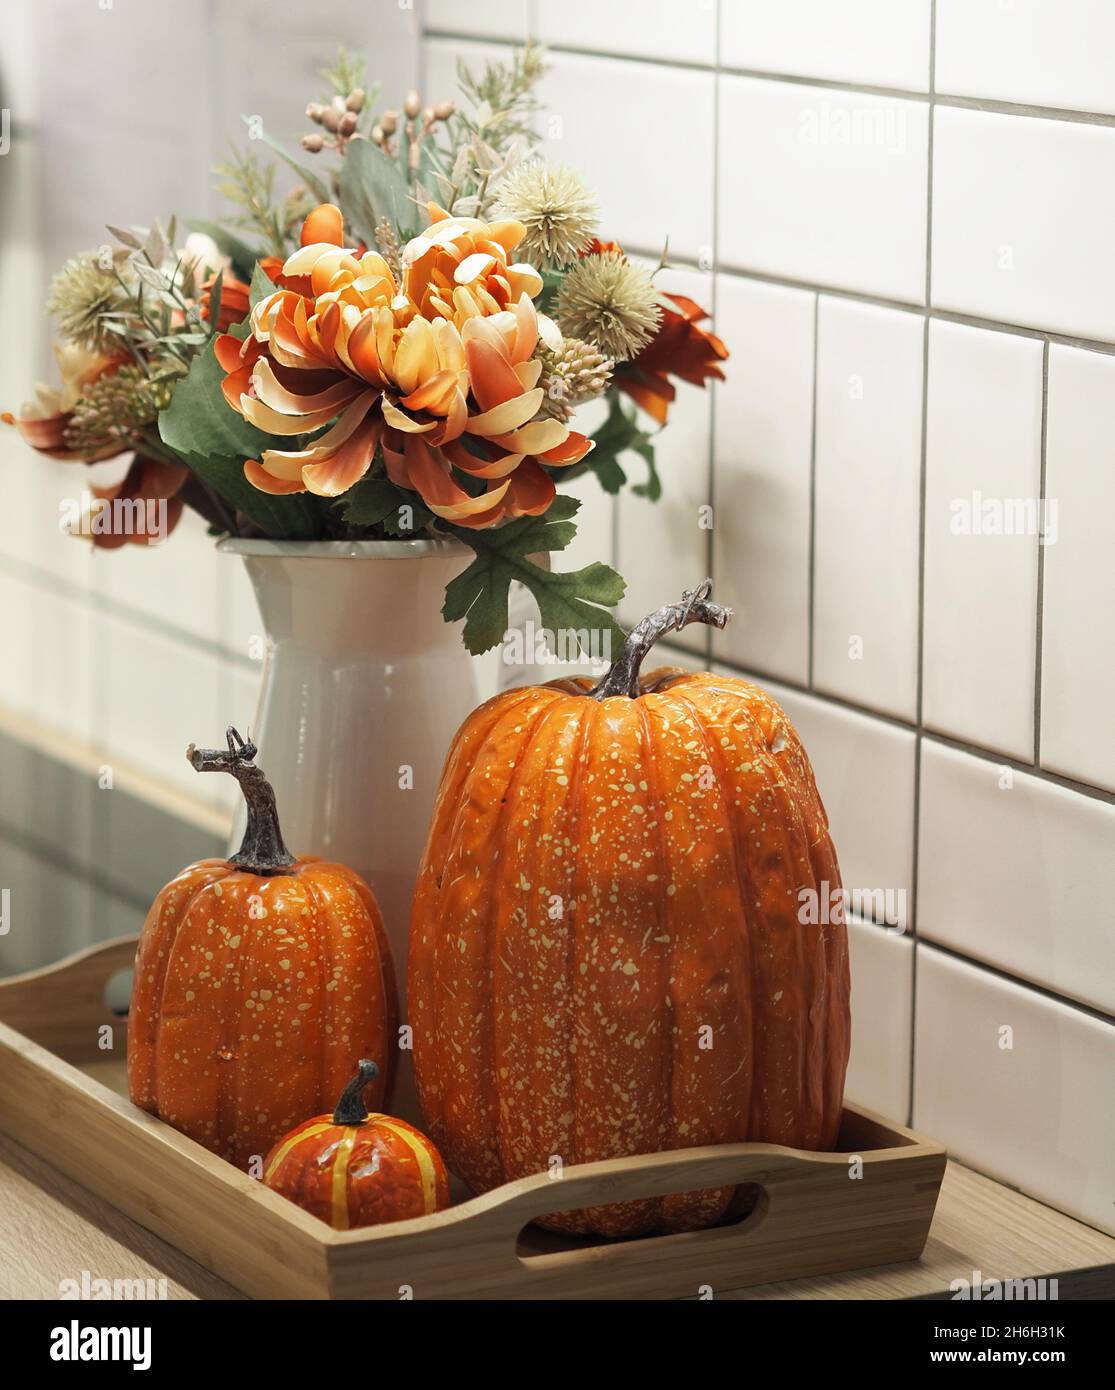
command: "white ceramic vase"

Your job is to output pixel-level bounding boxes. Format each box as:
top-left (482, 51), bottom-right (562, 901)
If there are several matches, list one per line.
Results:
top-left (220, 538), bottom-right (478, 1111)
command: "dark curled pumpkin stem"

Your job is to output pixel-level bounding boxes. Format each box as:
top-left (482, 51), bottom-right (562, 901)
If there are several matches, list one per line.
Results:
top-left (588, 579), bottom-right (732, 700)
top-left (332, 1060), bottom-right (379, 1125)
top-left (186, 727), bottom-right (296, 875)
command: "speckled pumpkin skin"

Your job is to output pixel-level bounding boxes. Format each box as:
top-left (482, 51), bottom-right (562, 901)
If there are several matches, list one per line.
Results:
top-left (409, 668), bottom-right (851, 1237)
top-left (128, 857), bottom-right (398, 1169)
top-left (263, 1110), bottom-right (449, 1229)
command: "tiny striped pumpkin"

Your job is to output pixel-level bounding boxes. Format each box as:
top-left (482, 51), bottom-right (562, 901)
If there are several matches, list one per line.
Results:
top-left (263, 1061), bottom-right (450, 1230)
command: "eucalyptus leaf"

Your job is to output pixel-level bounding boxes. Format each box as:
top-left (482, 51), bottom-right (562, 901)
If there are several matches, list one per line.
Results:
top-left (207, 267), bottom-right (224, 337)
top-left (245, 120), bottom-right (333, 205)
top-left (339, 137), bottom-right (415, 246)
top-left (107, 223), bottom-right (143, 250)
top-left (249, 262), bottom-right (275, 310)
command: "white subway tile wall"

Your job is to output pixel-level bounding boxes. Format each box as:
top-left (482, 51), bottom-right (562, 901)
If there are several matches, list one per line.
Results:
top-left (845, 917), bottom-right (914, 1122)
top-left (812, 297), bottom-right (923, 721)
top-left (931, 107), bottom-right (1115, 341)
top-left (722, 0), bottom-right (932, 93)
top-left (915, 945), bottom-right (1115, 1238)
top-left (718, 77), bottom-right (929, 303)
top-left (935, 0), bottom-right (1115, 117)
top-left (922, 321), bottom-right (1043, 758)
top-left (415, 2), bottom-right (1115, 1234)
top-left (0, 0), bottom-right (1110, 1240)
top-left (1041, 345), bottom-right (1115, 793)
top-left (711, 275), bottom-right (815, 684)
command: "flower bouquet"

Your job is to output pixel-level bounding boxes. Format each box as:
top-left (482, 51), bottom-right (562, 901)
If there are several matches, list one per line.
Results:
top-left (5, 44), bottom-right (727, 655)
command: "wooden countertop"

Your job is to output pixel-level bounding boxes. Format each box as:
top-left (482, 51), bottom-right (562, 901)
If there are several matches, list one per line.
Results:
top-left (2, 1128), bottom-right (1111, 1300)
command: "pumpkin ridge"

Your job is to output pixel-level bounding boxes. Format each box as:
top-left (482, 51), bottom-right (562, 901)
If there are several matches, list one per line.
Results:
top-left (562, 698), bottom-right (598, 1211)
top-left (682, 683), bottom-right (838, 1148)
top-left (739, 695), bottom-right (845, 1146)
top-left (632, 695), bottom-right (672, 1234)
top-left (409, 687), bottom-right (544, 1144)
top-left (132, 863), bottom-right (227, 1112)
top-left (642, 688), bottom-right (743, 1228)
top-left (301, 871), bottom-right (333, 1130)
top-left (667, 688), bottom-right (766, 1141)
top-left (731, 690), bottom-right (820, 1145)
top-left (216, 875), bottom-right (261, 1158)
top-left (323, 863), bottom-right (398, 1103)
top-left (486, 697), bottom-right (571, 1190)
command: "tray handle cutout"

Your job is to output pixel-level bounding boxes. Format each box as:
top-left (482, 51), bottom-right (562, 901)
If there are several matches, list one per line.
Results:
top-left (456, 1140), bottom-right (849, 1281)
top-left (0, 934), bottom-right (138, 1060)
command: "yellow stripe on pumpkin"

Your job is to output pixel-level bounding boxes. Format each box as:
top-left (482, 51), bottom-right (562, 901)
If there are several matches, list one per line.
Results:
top-left (263, 1122), bottom-right (333, 1184)
top-left (331, 1127), bottom-right (358, 1230)
top-left (376, 1119), bottom-right (439, 1213)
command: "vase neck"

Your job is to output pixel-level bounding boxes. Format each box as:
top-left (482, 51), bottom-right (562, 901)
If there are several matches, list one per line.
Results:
top-left (241, 553), bottom-right (467, 657)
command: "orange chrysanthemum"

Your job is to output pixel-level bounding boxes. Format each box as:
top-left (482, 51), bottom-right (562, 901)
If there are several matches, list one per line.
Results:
top-left (219, 202), bottom-right (593, 526)
top-left (3, 344), bottom-right (188, 548)
top-left (2, 344), bottom-right (125, 461)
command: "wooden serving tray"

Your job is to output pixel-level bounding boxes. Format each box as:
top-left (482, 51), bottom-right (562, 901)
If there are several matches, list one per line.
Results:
top-left (0, 937), bottom-right (946, 1300)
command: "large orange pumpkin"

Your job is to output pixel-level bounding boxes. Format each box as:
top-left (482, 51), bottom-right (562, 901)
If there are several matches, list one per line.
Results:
top-left (409, 582), bottom-right (850, 1236)
top-left (128, 728), bottom-right (398, 1169)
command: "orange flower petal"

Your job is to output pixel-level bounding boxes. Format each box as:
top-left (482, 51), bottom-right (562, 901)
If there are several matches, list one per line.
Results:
top-left (244, 460), bottom-right (308, 494)
top-left (301, 417), bottom-right (382, 497)
top-left (540, 431), bottom-right (594, 466)
top-left (465, 336), bottom-right (526, 412)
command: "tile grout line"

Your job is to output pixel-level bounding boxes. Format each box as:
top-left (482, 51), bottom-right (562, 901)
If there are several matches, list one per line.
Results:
top-left (806, 294), bottom-right (819, 690)
top-left (916, 936), bottom-right (1115, 1031)
top-left (702, 0), bottom-right (722, 671)
top-left (909, 0), bottom-right (938, 1130)
top-left (0, 552), bottom-right (261, 676)
top-left (692, 642), bottom-right (1115, 806)
top-left (1034, 340), bottom-right (1050, 767)
top-left (618, 245), bottom-right (1115, 356)
top-left (427, 27), bottom-right (1115, 129)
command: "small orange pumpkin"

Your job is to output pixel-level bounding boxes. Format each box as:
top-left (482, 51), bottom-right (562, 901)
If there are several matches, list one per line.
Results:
top-left (263, 1060), bottom-right (450, 1229)
top-left (128, 728), bottom-right (398, 1169)
top-left (410, 582), bottom-right (851, 1237)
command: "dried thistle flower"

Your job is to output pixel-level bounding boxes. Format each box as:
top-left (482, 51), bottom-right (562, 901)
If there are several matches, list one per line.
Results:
top-left (491, 162), bottom-right (598, 270)
top-left (554, 251), bottom-right (662, 361)
top-left (47, 251), bottom-right (131, 352)
top-left (374, 215), bottom-right (402, 279)
top-left (61, 363), bottom-right (178, 457)
top-left (536, 337), bottom-right (613, 421)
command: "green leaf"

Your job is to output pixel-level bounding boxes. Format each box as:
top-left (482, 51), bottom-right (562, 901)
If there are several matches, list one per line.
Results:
top-left (246, 120), bottom-right (333, 205)
top-left (157, 337), bottom-right (321, 539)
top-left (339, 478), bottom-right (405, 526)
top-left (206, 267), bottom-right (224, 338)
top-left (249, 261), bottom-right (275, 309)
top-left (443, 496), bottom-right (626, 657)
top-left (182, 452), bottom-right (321, 540)
top-left (586, 450), bottom-right (626, 495)
top-left (587, 390), bottom-right (660, 499)
top-left (536, 267), bottom-right (564, 317)
top-left (629, 434), bottom-right (660, 501)
top-left (159, 337), bottom-right (274, 462)
top-left (337, 477), bottom-right (432, 535)
top-left (382, 498), bottom-right (434, 536)
top-left (339, 137), bottom-right (416, 247)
